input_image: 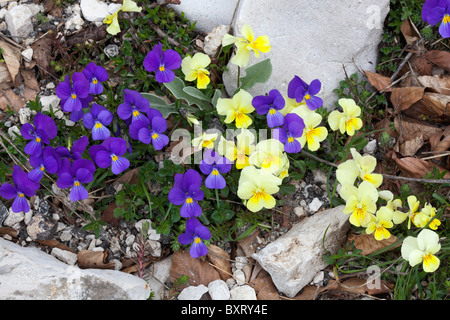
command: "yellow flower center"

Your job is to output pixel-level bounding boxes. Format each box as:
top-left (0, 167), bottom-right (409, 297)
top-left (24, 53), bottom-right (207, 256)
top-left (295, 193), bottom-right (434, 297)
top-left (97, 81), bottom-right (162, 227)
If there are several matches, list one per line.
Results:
top-left (132, 110), bottom-right (140, 117)
top-left (18, 193), bottom-right (24, 198)
top-left (444, 14), bottom-right (450, 24)
top-left (40, 166), bottom-right (45, 171)
top-left (287, 137), bottom-right (294, 143)
top-left (71, 94), bottom-right (77, 99)
top-left (95, 122), bottom-right (102, 129)
top-left (92, 78), bottom-right (98, 85)
top-left (212, 169), bottom-right (219, 176)
top-left (152, 133), bottom-right (159, 140)
top-left (186, 197), bottom-right (193, 204)
top-left (423, 253), bottom-right (435, 266)
top-left (269, 108), bottom-right (276, 115)
top-left (159, 65), bottom-right (165, 72)
top-left (305, 128), bottom-right (319, 145)
top-left (346, 118), bottom-right (359, 130)
top-left (74, 181), bottom-right (80, 187)
top-left (261, 155), bottom-right (278, 169)
top-left (194, 237), bottom-right (201, 244)
top-left (35, 137), bottom-right (41, 143)
top-left (112, 155), bottom-right (118, 162)
top-left (304, 94), bottom-right (311, 100)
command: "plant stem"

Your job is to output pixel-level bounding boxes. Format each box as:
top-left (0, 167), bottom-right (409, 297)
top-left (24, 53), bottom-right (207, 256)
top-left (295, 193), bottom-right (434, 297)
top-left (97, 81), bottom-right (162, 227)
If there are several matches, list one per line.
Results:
top-left (215, 188), bottom-right (220, 209)
top-left (140, 179), bottom-right (153, 219)
top-left (237, 66), bottom-right (240, 88)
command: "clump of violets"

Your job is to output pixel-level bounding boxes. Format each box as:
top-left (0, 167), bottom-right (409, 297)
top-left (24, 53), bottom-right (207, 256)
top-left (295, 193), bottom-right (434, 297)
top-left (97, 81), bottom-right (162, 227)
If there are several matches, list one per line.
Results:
top-left (83, 104), bottom-right (113, 141)
top-left (129, 109), bottom-right (169, 150)
top-left (199, 149), bottom-right (232, 190)
top-left (422, 0), bottom-right (450, 38)
top-left (288, 76), bottom-right (323, 110)
top-left (89, 137), bottom-right (130, 175)
top-left (56, 159), bottom-right (95, 202)
top-left (0, 165), bottom-right (40, 213)
top-left (117, 89), bottom-right (151, 124)
top-left (178, 218), bottom-right (211, 258)
top-left (168, 169), bottom-right (204, 218)
top-left (20, 112), bottom-right (57, 156)
top-left (143, 42), bottom-right (182, 83)
top-left (252, 89), bottom-right (285, 128)
top-left (28, 146), bottom-right (60, 183)
top-left (82, 62), bottom-right (108, 95)
top-left (273, 113), bottom-right (305, 153)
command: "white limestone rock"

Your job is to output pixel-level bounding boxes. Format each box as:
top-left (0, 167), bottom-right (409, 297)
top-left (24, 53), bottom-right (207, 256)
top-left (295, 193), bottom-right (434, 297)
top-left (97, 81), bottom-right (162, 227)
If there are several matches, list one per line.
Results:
top-left (229, 285), bottom-right (257, 300)
top-left (80, 0), bottom-right (109, 22)
top-left (252, 205), bottom-right (350, 298)
top-left (5, 5), bottom-right (34, 43)
top-left (208, 279), bottom-right (230, 300)
top-left (223, 0), bottom-right (390, 110)
top-left (177, 284), bottom-right (209, 300)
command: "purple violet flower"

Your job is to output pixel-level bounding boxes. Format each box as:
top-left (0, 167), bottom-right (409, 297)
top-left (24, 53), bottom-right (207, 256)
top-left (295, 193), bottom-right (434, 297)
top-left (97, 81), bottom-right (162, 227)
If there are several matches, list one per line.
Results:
top-left (129, 111), bottom-right (169, 150)
top-left (422, 0), bottom-right (450, 38)
top-left (0, 165), bottom-right (40, 213)
top-left (20, 112), bottom-right (57, 156)
top-left (273, 113), bottom-right (305, 154)
top-left (56, 159), bottom-right (95, 202)
top-left (82, 62), bottom-right (108, 95)
top-left (117, 89), bottom-right (151, 124)
top-left (83, 103), bottom-right (113, 140)
top-left (178, 218), bottom-right (211, 258)
top-left (199, 149), bottom-right (232, 190)
top-left (89, 137), bottom-right (130, 175)
top-left (252, 89), bottom-right (285, 128)
top-left (143, 42), bottom-right (182, 83)
top-left (55, 135), bottom-right (89, 176)
top-left (288, 76), bottom-right (323, 111)
top-left (55, 73), bottom-right (90, 113)
top-left (28, 146), bottom-right (60, 182)
top-left (168, 169), bottom-right (204, 218)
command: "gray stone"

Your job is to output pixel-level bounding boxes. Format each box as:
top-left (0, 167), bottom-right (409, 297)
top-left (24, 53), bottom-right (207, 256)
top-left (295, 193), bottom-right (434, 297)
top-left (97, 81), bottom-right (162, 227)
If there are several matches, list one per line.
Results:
top-left (363, 139), bottom-right (377, 154)
top-left (80, 0), bottom-right (109, 22)
top-left (308, 197), bottom-right (324, 212)
top-left (104, 44), bottom-right (119, 58)
top-left (51, 247), bottom-right (77, 266)
top-left (177, 284), bottom-right (209, 300)
top-left (0, 238), bottom-right (150, 300)
top-left (252, 205), bottom-right (350, 298)
top-left (229, 285), bottom-right (257, 300)
top-left (233, 269), bottom-right (246, 286)
top-left (3, 208), bottom-right (24, 228)
top-left (26, 214), bottom-right (57, 240)
top-left (157, 0), bottom-right (239, 33)
top-left (204, 25), bottom-right (230, 57)
top-left (5, 5), bottom-right (34, 43)
top-left (208, 279), bottom-right (230, 300)
top-left (0, 200), bottom-right (10, 226)
top-left (147, 255), bottom-right (172, 300)
top-left (222, 0), bottom-right (390, 110)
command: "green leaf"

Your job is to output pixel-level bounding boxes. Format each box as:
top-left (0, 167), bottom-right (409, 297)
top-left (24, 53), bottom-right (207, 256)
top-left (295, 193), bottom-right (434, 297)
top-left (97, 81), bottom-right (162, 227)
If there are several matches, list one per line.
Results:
top-left (211, 89), bottom-right (222, 108)
top-left (141, 92), bottom-right (197, 118)
top-left (163, 76), bottom-right (210, 110)
top-left (237, 58), bottom-right (272, 92)
top-left (182, 86), bottom-right (210, 101)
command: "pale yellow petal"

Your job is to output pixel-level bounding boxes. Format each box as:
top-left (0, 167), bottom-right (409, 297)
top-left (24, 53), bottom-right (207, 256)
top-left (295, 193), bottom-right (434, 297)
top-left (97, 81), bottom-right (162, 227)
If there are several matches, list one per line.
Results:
top-left (328, 110), bottom-right (345, 131)
top-left (121, 0), bottom-right (142, 12)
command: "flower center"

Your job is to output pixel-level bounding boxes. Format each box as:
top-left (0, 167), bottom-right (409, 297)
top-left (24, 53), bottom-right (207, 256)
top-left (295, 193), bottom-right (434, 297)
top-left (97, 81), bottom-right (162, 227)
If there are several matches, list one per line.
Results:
top-left (92, 78), bottom-right (98, 85)
top-left (186, 197), bottom-right (193, 204)
top-left (40, 165), bottom-right (45, 171)
top-left (304, 94), bottom-right (311, 100)
top-left (269, 108), bottom-right (276, 115)
top-left (212, 169), bottom-right (219, 176)
top-left (71, 93), bottom-right (77, 99)
top-left (152, 133), bottom-right (159, 139)
top-left (35, 137), bottom-right (41, 143)
top-left (74, 181), bottom-right (80, 187)
top-left (194, 237), bottom-right (201, 244)
top-left (111, 155), bottom-right (118, 162)
top-left (159, 65), bottom-right (165, 72)
top-left (287, 136), bottom-right (294, 143)
top-left (132, 110), bottom-right (140, 117)
top-left (18, 193), bottom-right (24, 198)
top-left (95, 122), bottom-right (102, 129)
top-left (444, 14), bottom-right (450, 24)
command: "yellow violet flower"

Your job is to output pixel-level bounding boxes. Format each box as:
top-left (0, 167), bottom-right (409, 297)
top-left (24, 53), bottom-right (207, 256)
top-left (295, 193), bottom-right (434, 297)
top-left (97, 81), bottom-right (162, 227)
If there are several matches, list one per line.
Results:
top-left (339, 181), bottom-right (379, 227)
top-left (280, 96), bottom-right (306, 116)
top-left (103, 0), bottom-right (142, 35)
top-left (218, 129), bottom-right (256, 169)
top-left (328, 98), bottom-right (363, 136)
top-left (274, 153), bottom-right (290, 180)
top-left (248, 139), bottom-right (285, 175)
top-left (237, 165), bottom-right (282, 212)
top-left (413, 203), bottom-right (441, 230)
top-left (366, 206), bottom-right (394, 241)
top-left (291, 108), bottom-right (327, 152)
top-left (181, 53), bottom-right (211, 89)
top-left (393, 195), bottom-right (420, 229)
top-left (401, 229), bottom-right (441, 273)
top-left (222, 24), bottom-right (271, 67)
top-left (192, 132), bottom-right (218, 149)
top-left (216, 89), bottom-right (255, 129)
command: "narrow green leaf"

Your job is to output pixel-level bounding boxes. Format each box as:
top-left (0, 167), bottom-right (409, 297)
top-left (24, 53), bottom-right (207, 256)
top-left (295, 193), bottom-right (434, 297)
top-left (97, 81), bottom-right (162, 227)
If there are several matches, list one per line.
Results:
top-left (163, 76), bottom-right (210, 110)
top-left (141, 92), bottom-right (197, 118)
top-left (182, 86), bottom-right (210, 101)
top-left (238, 58), bottom-right (272, 92)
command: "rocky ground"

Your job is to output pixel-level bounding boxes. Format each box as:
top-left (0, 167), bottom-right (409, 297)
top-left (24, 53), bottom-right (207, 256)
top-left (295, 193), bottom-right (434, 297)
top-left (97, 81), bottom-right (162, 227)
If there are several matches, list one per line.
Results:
top-left (0, 0), bottom-right (418, 301)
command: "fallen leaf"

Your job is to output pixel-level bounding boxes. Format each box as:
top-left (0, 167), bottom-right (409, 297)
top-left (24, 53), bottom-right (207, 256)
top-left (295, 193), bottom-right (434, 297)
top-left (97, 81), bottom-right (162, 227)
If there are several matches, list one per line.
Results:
top-left (250, 269), bottom-right (280, 300)
top-left (206, 244), bottom-right (232, 281)
top-left (410, 54), bottom-right (434, 76)
top-left (0, 227), bottom-right (18, 238)
top-left (237, 229), bottom-right (261, 257)
top-left (400, 19), bottom-right (420, 45)
top-left (390, 87), bottom-right (425, 113)
top-left (170, 250), bottom-right (221, 287)
top-left (101, 201), bottom-right (122, 227)
top-left (36, 239), bottom-right (76, 253)
top-left (364, 70), bottom-right (392, 92)
top-left (418, 75), bottom-right (450, 95)
top-left (77, 250), bottom-right (115, 269)
top-left (424, 50), bottom-right (450, 72)
top-left (0, 62), bottom-right (12, 88)
top-left (0, 88), bottom-right (23, 112)
top-left (0, 40), bottom-right (21, 86)
top-left (31, 37), bottom-right (53, 77)
top-left (430, 126), bottom-right (450, 154)
top-left (405, 92), bottom-right (450, 122)
top-left (20, 69), bottom-right (40, 92)
top-left (347, 233), bottom-right (401, 256)
top-left (392, 152), bottom-right (450, 179)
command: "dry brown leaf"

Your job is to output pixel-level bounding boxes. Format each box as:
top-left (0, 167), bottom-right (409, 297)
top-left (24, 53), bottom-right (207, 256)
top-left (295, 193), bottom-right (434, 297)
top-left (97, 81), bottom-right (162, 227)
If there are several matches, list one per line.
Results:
top-left (364, 70), bottom-right (392, 92)
top-left (237, 229), bottom-right (261, 257)
top-left (36, 239), bottom-right (76, 253)
top-left (424, 50), bottom-right (450, 72)
top-left (250, 269), bottom-right (280, 300)
top-left (347, 233), bottom-right (401, 256)
top-left (411, 54), bottom-right (434, 76)
top-left (0, 88), bottom-right (23, 112)
top-left (31, 37), bottom-right (53, 77)
top-left (206, 244), bottom-right (232, 281)
top-left (430, 126), bottom-right (450, 153)
top-left (77, 250), bottom-right (115, 269)
top-left (390, 87), bottom-right (425, 113)
top-left (418, 75), bottom-right (450, 95)
top-left (170, 250), bottom-right (221, 287)
top-left (400, 19), bottom-right (420, 45)
top-left (0, 62), bottom-right (12, 88)
top-left (20, 69), bottom-right (40, 92)
top-left (0, 40), bottom-right (21, 86)
top-left (392, 152), bottom-right (450, 179)
top-left (101, 201), bottom-right (122, 227)
top-left (405, 92), bottom-right (450, 122)
top-left (0, 227), bottom-right (18, 238)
